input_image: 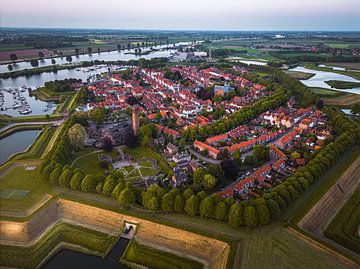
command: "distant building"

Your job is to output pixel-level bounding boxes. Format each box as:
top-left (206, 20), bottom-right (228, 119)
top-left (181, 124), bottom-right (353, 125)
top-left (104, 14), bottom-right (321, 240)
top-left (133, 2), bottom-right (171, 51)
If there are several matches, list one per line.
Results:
top-left (214, 85), bottom-right (231, 96)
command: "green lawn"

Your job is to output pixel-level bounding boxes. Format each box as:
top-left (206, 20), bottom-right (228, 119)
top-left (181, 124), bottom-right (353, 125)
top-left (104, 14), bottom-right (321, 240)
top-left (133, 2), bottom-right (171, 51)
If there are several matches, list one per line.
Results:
top-left (324, 185), bottom-right (360, 254)
top-left (0, 223), bottom-right (116, 269)
top-left (0, 166), bottom-right (51, 212)
top-left (139, 167), bottom-right (157, 177)
top-left (325, 80), bottom-right (360, 89)
top-left (122, 240), bottom-right (203, 269)
top-left (309, 87), bottom-right (350, 98)
top-left (71, 150), bottom-right (106, 175)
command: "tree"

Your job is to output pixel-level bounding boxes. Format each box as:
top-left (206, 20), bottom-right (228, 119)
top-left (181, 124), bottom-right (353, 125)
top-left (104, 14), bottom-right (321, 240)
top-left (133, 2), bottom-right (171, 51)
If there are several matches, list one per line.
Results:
top-left (221, 159), bottom-right (239, 178)
top-left (253, 198), bottom-right (270, 225)
top-left (96, 182), bottom-right (103, 193)
top-left (49, 166), bottom-right (63, 185)
top-left (224, 197), bottom-right (235, 207)
top-left (30, 59), bottom-right (39, 67)
top-left (10, 53), bottom-right (18, 63)
top-left (66, 55), bottom-right (72, 62)
top-left (75, 48), bottom-right (80, 55)
top-left (38, 51), bottom-right (45, 58)
top-left (228, 203), bottom-right (243, 227)
top-left (174, 195), bottom-right (185, 212)
top-left (68, 123), bottom-right (86, 151)
top-left (253, 145), bottom-right (269, 162)
top-left (185, 195), bottom-right (199, 216)
top-left (87, 47), bottom-right (93, 54)
top-left (102, 136), bottom-right (114, 152)
top-left (197, 191), bottom-right (207, 201)
top-left (161, 192), bottom-right (175, 211)
top-left (148, 196), bottom-right (160, 212)
top-left (316, 100), bottom-right (324, 109)
top-left (70, 172), bottom-right (84, 190)
top-left (51, 59), bottom-right (56, 65)
top-left (58, 168), bottom-right (73, 188)
top-left (266, 199), bottom-right (281, 218)
top-left (81, 175), bottom-right (97, 192)
top-left (203, 174), bottom-right (217, 189)
top-left (111, 180), bottom-right (126, 199)
top-left (103, 177), bottom-right (117, 195)
top-left (42, 162), bottom-right (54, 178)
top-left (233, 149), bottom-right (242, 166)
top-left (199, 197), bottom-right (214, 219)
top-left (183, 188), bottom-right (194, 200)
top-left (7, 64), bottom-right (13, 71)
top-left (90, 108), bottom-right (106, 124)
top-left (214, 201), bottom-right (228, 222)
top-left (193, 167), bottom-right (206, 184)
top-left (207, 164), bottom-right (225, 182)
top-left (118, 188), bottom-right (135, 209)
top-left (244, 205), bottom-right (258, 227)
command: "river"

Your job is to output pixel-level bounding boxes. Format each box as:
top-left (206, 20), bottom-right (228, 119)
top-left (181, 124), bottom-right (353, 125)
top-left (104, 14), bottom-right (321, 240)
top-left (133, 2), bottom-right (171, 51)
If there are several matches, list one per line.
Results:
top-left (0, 129), bottom-right (41, 164)
top-left (289, 66), bottom-right (360, 95)
top-left (0, 41), bottom-right (197, 73)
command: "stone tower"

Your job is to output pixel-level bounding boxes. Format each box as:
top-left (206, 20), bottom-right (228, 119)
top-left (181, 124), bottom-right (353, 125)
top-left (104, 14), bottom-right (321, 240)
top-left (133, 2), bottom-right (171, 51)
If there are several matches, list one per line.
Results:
top-left (132, 105), bottom-right (140, 136)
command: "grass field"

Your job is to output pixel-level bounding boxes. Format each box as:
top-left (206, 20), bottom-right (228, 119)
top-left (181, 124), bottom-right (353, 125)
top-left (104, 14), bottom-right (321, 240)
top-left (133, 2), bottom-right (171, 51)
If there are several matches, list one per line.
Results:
top-left (0, 223), bottom-right (116, 269)
top-left (122, 240), bottom-right (203, 269)
top-left (0, 166), bottom-right (51, 212)
top-left (283, 70), bottom-right (316, 80)
top-left (71, 150), bottom-right (106, 175)
top-left (325, 80), bottom-right (360, 89)
top-left (324, 185), bottom-right (360, 254)
top-left (309, 87), bottom-right (350, 98)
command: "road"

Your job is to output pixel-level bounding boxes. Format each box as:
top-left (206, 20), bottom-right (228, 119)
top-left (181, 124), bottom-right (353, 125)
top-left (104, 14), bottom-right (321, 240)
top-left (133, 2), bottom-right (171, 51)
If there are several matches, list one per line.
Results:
top-left (0, 119), bottom-right (64, 133)
top-left (187, 147), bottom-right (221, 164)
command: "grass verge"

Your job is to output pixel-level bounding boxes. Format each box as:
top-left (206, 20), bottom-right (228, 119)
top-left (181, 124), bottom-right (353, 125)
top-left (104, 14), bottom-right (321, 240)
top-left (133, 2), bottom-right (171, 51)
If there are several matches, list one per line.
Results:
top-left (122, 239), bottom-right (203, 269)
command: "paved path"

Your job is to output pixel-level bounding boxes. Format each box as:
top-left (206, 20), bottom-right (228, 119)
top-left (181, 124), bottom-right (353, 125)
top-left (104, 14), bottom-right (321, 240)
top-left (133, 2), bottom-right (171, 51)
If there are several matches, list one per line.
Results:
top-left (0, 119), bottom-right (64, 133)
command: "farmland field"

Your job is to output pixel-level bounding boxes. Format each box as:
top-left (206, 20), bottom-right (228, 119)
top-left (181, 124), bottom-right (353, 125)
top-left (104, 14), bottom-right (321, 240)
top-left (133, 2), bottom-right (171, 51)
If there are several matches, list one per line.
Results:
top-left (0, 49), bottom-right (55, 62)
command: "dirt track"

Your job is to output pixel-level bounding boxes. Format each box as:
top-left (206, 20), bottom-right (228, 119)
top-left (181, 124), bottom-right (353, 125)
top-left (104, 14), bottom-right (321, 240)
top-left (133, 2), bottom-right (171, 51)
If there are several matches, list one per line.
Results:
top-left (299, 156), bottom-right (360, 235)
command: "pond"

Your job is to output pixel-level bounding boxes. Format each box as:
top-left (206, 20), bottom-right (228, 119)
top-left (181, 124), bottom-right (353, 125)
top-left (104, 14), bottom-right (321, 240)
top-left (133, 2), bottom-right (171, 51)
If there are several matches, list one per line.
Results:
top-left (0, 41), bottom-right (197, 73)
top-left (0, 129), bottom-right (41, 164)
top-left (289, 66), bottom-right (360, 95)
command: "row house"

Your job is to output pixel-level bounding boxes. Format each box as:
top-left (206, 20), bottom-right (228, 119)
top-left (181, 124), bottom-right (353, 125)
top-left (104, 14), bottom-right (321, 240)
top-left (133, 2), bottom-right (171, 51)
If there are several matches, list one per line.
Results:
top-left (193, 140), bottom-right (219, 159)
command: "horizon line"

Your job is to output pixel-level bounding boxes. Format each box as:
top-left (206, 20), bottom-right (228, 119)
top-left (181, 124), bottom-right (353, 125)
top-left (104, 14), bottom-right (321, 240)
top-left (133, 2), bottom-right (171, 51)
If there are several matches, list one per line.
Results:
top-left (2, 26), bottom-right (360, 32)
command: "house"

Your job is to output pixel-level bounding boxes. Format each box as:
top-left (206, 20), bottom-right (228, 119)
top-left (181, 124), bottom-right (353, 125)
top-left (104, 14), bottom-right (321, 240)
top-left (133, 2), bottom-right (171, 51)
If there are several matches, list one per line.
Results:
top-left (193, 140), bottom-right (219, 159)
top-left (171, 167), bottom-right (188, 187)
top-left (172, 152), bottom-right (191, 163)
top-left (205, 133), bottom-right (228, 145)
top-left (166, 142), bottom-right (178, 155)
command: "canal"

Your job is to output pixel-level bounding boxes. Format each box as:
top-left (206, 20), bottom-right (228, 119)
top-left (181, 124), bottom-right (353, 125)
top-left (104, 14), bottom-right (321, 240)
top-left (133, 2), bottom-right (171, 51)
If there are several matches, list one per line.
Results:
top-left (42, 238), bottom-right (130, 269)
top-left (0, 129), bottom-right (41, 164)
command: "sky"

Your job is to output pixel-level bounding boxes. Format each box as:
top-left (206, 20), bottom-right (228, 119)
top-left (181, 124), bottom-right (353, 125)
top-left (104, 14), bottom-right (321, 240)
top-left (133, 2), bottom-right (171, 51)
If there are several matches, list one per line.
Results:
top-left (1, 0), bottom-right (359, 31)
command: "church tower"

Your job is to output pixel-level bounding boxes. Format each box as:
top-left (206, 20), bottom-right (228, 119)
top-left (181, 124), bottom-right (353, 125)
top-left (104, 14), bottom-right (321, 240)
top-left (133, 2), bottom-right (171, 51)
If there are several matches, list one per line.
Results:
top-left (132, 105), bottom-right (140, 136)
